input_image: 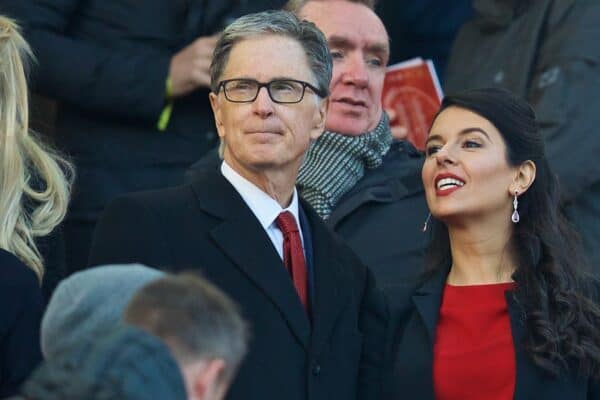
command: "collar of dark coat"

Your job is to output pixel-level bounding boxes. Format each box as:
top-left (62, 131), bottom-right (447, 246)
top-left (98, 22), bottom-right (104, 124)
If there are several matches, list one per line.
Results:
top-left (189, 170), bottom-right (351, 355)
top-left (327, 140), bottom-right (424, 227)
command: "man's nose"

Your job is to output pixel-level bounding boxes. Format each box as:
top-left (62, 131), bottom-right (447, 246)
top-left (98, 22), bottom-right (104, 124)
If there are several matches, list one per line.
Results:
top-left (251, 86), bottom-right (275, 117)
top-left (341, 55), bottom-right (369, 88)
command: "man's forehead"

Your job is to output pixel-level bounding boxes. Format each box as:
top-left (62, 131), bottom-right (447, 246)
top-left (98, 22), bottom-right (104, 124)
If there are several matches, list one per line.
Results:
top-left (222, 35), bottom-right (313, 80)
top-left (299, 1), bottom-right (389, 54)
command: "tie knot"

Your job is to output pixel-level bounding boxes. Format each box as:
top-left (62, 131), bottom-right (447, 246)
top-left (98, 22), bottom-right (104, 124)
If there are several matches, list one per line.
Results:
top-left (276, 211), bottom-right (299, 235)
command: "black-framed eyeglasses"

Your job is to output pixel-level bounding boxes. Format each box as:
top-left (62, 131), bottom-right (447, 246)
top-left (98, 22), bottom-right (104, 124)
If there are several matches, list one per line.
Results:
top-left (217, 78), bottom-right (327, 104)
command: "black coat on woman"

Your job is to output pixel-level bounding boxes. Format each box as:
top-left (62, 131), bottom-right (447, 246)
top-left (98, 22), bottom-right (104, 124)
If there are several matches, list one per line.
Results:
top-left (388, 267), bottom-right (599, 400)
top-left (0, 249), bottom-right (44, 398)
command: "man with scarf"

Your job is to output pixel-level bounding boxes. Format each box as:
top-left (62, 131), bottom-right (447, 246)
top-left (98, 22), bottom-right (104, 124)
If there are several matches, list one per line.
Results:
top-left (294, 0), bottom-right (429, 312)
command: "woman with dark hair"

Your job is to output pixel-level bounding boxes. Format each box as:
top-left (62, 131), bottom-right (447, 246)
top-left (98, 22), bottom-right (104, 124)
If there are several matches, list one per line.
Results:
top-left (391, 87), bottom-right (599, 399)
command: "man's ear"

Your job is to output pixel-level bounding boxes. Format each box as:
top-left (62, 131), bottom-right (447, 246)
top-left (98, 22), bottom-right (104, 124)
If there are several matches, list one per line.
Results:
top-left (510, 160), bottom-right (536, 196)
top-left (209, 92), bottom-right (226, 139)
top-left (310, 97), bottom-right (329, 141)
top-left (190, 358), bottom-right (226, 400)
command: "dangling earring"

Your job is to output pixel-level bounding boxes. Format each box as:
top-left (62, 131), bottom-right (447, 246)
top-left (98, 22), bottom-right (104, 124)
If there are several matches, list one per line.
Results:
top-left (422, 213), bottom-right (431, 232)
top-left (511, 191), bottom-right (520, 223)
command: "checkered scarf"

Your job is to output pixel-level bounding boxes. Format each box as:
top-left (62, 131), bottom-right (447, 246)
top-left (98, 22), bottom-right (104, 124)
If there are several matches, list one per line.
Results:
top-left (297, 113), bottom-right (392, 219)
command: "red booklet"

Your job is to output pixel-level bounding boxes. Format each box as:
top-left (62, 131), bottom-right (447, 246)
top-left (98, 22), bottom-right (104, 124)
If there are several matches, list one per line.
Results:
top-left (382, 58), bottom-right (443, 150)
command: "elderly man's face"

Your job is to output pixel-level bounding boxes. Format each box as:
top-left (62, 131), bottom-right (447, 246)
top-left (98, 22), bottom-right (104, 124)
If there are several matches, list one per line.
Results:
top-left (299, 1), bottom-right (389, 136)
top-left (210, 35), bottom-right (327, 179)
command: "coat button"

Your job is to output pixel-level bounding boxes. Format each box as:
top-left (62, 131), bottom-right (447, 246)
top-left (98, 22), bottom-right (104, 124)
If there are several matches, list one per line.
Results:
top-left (312, 364), bottom-right (321, 376)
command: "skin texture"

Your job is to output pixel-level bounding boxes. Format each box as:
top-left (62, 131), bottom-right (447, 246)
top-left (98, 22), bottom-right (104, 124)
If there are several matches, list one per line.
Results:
top-left (209, 35), bottom-right (327, 207)
top-left (422, 106), bottom-right (536, 285)
top-left (299, 1), bottom-right (388, 136)
top-left (423, 106), bottom-right (518, 224)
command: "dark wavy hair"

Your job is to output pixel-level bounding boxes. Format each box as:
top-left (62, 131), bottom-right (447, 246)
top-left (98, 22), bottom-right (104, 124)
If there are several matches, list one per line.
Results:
top-left (425, 87), bottom-right (600, 378)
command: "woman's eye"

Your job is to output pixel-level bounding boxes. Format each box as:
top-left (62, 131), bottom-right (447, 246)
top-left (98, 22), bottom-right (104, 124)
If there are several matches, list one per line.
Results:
top-left (463, 140), bottom-right (481, 149)
top-left (426, 146), bottom-right (440, 156)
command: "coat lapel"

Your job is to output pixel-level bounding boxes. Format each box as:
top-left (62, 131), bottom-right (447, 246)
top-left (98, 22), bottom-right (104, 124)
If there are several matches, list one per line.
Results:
top-left (191, 171), bottom-right (311, 350)
top-left (506, 293), bottom-right (540, 400)
top-left (412, 269), bottom-right (447, 344)
top-left (400, 268), bottom-right (447, 399)
top-left (302, 202), bottom-right (351, 355)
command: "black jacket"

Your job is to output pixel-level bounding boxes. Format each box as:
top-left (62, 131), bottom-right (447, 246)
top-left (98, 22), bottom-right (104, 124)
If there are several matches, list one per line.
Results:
top-left (0, 249), bottom-right (43, 398)
top-left (444, 0), bottom-right (600, 270)
top-left (186, 142), bottom-right (429, 314)
top-left (3, 0), bottom-right (286, 222)
top-left (390, 268), bottom-right (600, 399)
top-left (326, 141), bottom-right (429, 314)
top-left (88, 169), bottom-right (389, 400)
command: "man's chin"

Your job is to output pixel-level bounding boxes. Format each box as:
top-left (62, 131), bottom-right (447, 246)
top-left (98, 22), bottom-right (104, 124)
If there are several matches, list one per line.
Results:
top-left (325, 116), bottom-right (372, 137)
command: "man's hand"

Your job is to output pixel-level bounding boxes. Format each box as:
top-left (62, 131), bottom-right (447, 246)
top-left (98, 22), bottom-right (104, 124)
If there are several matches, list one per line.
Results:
top-left (169, 35), bottom-right (219, 98)
top-left (385, 108), bottom-right (408, 139)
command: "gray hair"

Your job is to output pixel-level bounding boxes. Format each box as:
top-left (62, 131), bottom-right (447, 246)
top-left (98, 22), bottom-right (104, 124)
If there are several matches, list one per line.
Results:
top-left (210, 10), bottom-right (332, 97)
top-left (123, 272), bottom-right (249, 384)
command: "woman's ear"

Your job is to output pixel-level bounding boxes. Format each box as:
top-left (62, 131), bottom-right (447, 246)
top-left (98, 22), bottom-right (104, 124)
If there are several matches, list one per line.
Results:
top-left (510, 160), bottom-right (536, 196)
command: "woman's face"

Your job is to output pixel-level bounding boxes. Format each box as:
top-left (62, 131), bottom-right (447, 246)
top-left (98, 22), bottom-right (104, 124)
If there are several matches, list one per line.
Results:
top-left (422, 106), bottom-right (518, 224)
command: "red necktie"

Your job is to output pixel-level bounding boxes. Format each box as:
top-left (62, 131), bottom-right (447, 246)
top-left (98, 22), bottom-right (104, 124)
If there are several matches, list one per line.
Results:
top-left (276, 211), bottom-right (309, 312)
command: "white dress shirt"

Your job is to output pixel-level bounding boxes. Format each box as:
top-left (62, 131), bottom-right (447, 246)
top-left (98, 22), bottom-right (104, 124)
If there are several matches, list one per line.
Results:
top-left (221, 161), bottom-right (305, 260)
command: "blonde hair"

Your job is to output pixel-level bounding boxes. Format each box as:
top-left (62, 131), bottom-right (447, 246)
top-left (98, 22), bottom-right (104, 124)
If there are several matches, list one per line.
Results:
top-left (0, 16), bottom-right (72, 281)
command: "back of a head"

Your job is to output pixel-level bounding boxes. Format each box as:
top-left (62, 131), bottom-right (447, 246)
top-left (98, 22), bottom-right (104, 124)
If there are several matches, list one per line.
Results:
top-left (22, 325), bottom-right (187, 400)
top-left (41, 264), bottom-right (165, 359)
top-left (0, 15), bottom-right (72, 280)
top-left (124, 273), bottom-right (248, 384)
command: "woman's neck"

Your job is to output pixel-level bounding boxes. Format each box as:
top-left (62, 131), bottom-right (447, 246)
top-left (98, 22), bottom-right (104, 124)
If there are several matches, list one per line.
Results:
top-left (446, 220), bottom-right (516, 286)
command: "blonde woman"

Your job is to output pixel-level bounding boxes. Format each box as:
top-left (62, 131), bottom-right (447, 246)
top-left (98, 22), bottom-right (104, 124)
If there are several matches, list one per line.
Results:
top-left (0, 16), bottom-right (72, 397)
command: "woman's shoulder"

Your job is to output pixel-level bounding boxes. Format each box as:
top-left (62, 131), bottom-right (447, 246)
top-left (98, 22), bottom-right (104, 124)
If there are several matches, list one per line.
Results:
top-left (0, 248), bottom-right (39, 290)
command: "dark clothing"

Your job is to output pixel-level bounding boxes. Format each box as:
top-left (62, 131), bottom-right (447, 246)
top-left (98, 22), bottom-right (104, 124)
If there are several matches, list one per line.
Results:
top-left (445, 0), bottom-right (600, 270)
top-left (0, 249), bottom-right (44, 398)
top-left (88, 169), bottom-right (389, 400)
top-left (390, 269), bottom-right (600, 399)
top-left (21, 325), bottom-right (187, 400)
top-left (37, 228), bottom-right (66, 302)
top-left (3, 0), bottom-right (286, 274)
top-left (186, 142), bottom-right (429, 315)
top-left (375, 0), bottom-right (473, 81)
top-left (326, 141), bottom-right (429, 313)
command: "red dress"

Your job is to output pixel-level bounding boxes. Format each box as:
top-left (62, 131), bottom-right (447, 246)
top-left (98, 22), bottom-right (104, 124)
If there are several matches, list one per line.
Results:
top-left (433, 282), bottom-right (516, 400)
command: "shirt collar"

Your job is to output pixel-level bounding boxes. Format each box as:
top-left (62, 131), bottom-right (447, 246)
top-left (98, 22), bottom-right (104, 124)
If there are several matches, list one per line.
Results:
top-left (221, 161), bottom-right (301, 230)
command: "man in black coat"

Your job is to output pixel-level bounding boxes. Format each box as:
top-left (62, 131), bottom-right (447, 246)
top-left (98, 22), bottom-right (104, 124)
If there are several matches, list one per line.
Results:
top-left (190, 0), bottom-right (429, 313)
top-left (3, 0), bottom-right (287, 274)
top-left (294, 1), bottom-right (429, 312)
top-left (89, 11), bottom-right (388, 400)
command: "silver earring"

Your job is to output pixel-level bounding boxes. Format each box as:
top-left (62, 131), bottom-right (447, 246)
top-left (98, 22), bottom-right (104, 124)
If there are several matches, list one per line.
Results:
top-left (422, 213), bottom-right (431, 232)
top-left (511, 191), bottom-right (520, 223)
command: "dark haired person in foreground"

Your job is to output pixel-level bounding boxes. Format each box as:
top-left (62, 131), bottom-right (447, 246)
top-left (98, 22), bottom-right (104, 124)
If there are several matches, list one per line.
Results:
top-left (90, 10), bottom-right (387, 400)
top-left (392, 88), bottom-right (599, 399)
top-left (124, 273), bottom-right (248, 400)
top-left (21, 273), bottom-right (247, 400)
